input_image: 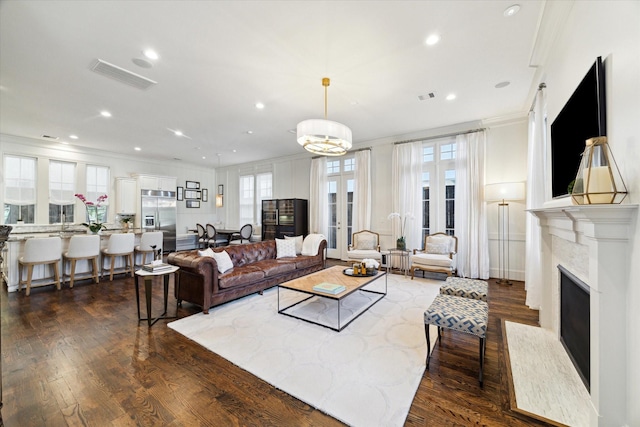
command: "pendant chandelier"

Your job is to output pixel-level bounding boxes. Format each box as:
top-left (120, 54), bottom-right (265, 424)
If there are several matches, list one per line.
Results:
top-left (297, 77), bottom-right (352, 156)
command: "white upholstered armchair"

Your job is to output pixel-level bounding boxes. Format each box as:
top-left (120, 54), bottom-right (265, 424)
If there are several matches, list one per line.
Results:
top-left (346, 230), bottom-right (382, 267)
top-left (410, 232), bottom-right (457, 279)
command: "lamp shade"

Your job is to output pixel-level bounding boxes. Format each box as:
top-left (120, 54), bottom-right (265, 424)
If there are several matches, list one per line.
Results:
top-left (297, 119), bottom-right (352, 156)
top-left (485, 182), bottom-right (525, 202)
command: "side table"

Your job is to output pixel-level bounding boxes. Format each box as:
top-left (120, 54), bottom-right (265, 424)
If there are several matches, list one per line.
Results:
top-left (385, 248), bottom-right (411, 277)
top-left (134, 266), bottom-right (180, 327)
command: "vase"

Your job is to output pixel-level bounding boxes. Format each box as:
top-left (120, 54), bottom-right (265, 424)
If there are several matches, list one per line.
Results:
top-left (396, 237), bottom-right (406, 250)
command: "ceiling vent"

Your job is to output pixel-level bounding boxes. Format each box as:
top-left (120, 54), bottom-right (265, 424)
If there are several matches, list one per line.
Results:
top-left (90, 59), bottom-right (157, 90)
top-left (418, 92), bottom-right (436, 101)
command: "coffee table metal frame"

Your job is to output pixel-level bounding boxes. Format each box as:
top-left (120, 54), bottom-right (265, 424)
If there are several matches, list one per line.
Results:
top-left (134, 266), bottom-right (180, 327)
top-left (277, 265), bottom-right (387, 331)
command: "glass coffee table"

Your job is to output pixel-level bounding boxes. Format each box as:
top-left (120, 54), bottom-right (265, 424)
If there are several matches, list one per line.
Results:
top-left (277, 265), bottom-right (387, 331)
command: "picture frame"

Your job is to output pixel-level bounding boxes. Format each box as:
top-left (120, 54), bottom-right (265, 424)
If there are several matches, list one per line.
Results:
top-left (186, 200), bottom-right (200, 208)
top-left (176, 186), bottom-right (184, 201)
top-left (218, 184), bottom-right (224, 195)
top-left (186, 180), bottom-right (200, 189)
top-left (184, 189), bottom-right (199, 200)
top-left (202, 189), bottom-right (208, 202)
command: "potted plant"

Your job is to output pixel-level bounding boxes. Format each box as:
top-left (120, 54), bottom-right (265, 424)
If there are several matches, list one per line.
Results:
top-left (120, 216), bottom-right (133, 232)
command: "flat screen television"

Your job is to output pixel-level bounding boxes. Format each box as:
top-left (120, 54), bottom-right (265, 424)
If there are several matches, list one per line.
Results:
top-left (550, 56), bottom-right (606, 198)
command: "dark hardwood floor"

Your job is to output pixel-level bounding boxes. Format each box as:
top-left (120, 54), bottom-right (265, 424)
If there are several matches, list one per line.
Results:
top-left (1, 261), bottom-right (548, 426)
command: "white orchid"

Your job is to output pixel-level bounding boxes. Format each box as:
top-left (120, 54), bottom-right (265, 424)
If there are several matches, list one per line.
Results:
top-left (387, 212), bottom-right (414, 238)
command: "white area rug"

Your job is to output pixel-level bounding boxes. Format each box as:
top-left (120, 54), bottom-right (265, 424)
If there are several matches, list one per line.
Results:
top-left (505, 321), bottom-right (592, 427)
top-left (168, 273), bottom-right (440, 427)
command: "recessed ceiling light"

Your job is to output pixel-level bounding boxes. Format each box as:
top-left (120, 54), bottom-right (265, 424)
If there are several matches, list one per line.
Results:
top-left (69, 134), bottom-right (78, 139)
top-left (202, 156), bottom-right (206, 160)
top-left (174, 130), bottom-right (183, 136)
top-left (255, 102), bottom-right (265, 109)
top-left (495, 81), bottom-right (511, 88)
top-left (446, 93), bottom-right (456, 101)
top-left (143, 49), bottom-right (159, 60)
top-left (247, 130), bottom-right (253, 134)
top-left (134, 147), bottom-right (141, 151)
top-left (425, 34), bottom-right (441, 46)
top-left (232, 149), bottom-right (237, 153)
top-left (504, 4), bottom-right (521, 17)
top-left (100, 110), bottom-right (112, 117)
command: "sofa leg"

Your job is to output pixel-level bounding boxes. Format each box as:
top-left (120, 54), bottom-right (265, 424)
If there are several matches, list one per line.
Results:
top-left (259, 290), bottom-right (263, 295)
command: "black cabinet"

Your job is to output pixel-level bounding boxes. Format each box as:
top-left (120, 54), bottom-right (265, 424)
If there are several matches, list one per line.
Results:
top-left (262, 198), bottom-right (308, 240)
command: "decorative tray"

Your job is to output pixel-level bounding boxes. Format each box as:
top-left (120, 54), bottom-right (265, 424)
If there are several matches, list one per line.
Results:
top-left (343, 268), bottom-right (378, 277)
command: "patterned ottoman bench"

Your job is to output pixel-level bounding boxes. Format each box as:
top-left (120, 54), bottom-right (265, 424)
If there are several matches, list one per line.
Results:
top-left (440, 276), bottom-right (489, 302)
top-left (424, 293), bottom-right (489, 385)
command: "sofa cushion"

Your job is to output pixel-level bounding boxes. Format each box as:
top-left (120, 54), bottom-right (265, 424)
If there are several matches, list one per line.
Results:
top-left (426, 242), bottom-right (450, 255)
top-left (218, 265), bottom-right (265, 289)
top-left (197, 247), bottom-right (215, 257)
top-left (276, 238), bottom-right (297, 258)
top-left (252, 259), bottom-right (297, 277)
top-left (212, 250), bottom-right (234, 273)
top-left (302, 234), bottom-right (325, 256)
top-left (285, 235), bottom-right (303, 254)
top-left (295, 255), bottom-right (321, 269)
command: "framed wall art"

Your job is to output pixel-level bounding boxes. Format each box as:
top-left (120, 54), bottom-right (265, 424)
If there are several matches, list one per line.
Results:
top-left (184, 189), bottom-right (199, 200)
top-left (202, 189), bottom-right (208, 202)
top-left (186, 200), bottom-right (200, 208)
top-left (186, 180), bottom-right (200, 189)
top-left (177, 186), bottom-right (184, 201)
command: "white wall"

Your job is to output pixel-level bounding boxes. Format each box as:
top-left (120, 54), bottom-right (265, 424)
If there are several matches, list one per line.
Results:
top-left (537, 1), bottom-right (640, 424)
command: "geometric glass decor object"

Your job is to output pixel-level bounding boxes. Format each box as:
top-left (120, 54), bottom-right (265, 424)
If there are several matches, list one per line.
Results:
top-left (297, 77), bottom-right (352, 156)
top-left (571, 137), bottom-right (627, 204)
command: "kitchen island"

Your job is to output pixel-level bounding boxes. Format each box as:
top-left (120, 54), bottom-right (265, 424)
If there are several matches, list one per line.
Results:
top-left (2, 227), bottom-right (146, 293)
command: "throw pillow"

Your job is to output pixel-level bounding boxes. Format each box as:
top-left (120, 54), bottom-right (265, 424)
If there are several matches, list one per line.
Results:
top-left (276, 238), bottom-right (297, 258)
top-left (212, 250), bottom-right (234, 273)
top-left (357, 233), bottom-right (377, 250)
top-left (197, 247), bottom-right (215, 258)
top-left (426, 242), bottom-right (450, 255)
top-left (285, 235), bottom-right (303, 254)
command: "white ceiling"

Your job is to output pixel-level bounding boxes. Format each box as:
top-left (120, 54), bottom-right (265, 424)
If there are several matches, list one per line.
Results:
top-left (0, 0), bottom-right (544, 168)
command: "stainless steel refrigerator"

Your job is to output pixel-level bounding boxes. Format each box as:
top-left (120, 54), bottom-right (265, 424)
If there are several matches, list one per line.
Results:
top-left (141, 189), bottom-right (177, 252)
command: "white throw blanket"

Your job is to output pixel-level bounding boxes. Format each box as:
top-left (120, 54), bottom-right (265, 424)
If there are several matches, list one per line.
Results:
top-left (301, 233), bottom-right (326, 256)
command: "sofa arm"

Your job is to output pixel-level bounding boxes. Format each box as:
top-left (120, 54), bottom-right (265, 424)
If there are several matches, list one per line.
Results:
top-left (167, 251), bottom-right (219, 312)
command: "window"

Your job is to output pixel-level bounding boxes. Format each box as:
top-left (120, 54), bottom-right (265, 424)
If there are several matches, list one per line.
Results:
top-left (3, 155), bottom-right (36, 224)
top-left (239, 172), bottom-right (272, 226)
top-left (49, 160), bottom-right (76, 224)
top-left (421, 140), bottom-right (456, 245)
top-left (86, 165), bottom-right (110, 223)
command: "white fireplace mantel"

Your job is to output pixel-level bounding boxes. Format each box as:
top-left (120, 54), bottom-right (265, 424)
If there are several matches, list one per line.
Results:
top-left (530, 203), bottom-right (638, 427)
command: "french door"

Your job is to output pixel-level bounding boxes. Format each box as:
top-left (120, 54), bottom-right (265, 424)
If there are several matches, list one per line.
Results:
top-left (326, 176), bottom-right (353, 259)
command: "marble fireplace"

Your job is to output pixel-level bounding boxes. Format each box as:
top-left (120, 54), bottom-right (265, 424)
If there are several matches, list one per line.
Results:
top-left (531, 203), bottom-right (637, 427)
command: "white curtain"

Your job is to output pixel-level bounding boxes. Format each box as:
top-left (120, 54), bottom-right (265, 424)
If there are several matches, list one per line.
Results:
top-left (309, 157), bottom-right (328, 235)
top-left (352, 150), bottom-right (371, 231)
top-left (391, 142), bottom-right (422, 250)
top-left (525, 86), bottom-right (547, 309)
top-left (454, 131), bottom-right (490, 279)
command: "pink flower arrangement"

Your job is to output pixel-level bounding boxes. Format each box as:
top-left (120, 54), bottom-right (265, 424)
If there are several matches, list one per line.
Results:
top-left (75, 193), bottom-right (108, 207)
top-left (75, 193), bottom-right (108, 233)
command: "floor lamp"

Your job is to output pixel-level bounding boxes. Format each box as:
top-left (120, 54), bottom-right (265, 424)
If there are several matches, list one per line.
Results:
top-left (485, 182), bottom-right (525, 285)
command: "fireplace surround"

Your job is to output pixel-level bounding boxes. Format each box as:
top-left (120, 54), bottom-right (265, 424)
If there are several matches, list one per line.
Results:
top-left (530, 202), bottom-right (637, 427)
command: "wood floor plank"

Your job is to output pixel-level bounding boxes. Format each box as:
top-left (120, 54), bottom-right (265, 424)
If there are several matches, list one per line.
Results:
top-left (1, 262), bottom-right (545, 426)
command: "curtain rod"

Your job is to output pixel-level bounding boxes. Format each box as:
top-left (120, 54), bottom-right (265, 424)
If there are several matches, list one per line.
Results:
top-left (311, 147), bottom-right (371, 159)
top-left (529, 82), bottom-right (547, 113)
top-left (393, 128), bottom-right (486, 145)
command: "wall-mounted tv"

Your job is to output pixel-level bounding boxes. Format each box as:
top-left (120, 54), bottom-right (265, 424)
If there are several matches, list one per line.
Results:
top-left (550, 56), bottom-right (606, 198)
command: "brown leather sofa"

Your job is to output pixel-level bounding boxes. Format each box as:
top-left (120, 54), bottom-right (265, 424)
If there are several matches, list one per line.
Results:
top-left (167, 238), bottom-right (327, 314)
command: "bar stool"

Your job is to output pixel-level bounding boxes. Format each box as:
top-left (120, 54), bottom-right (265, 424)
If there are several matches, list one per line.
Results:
top-left (18, 236), bottom-right (62, 296)
top-left (101, 233), bottom-right (135, 281)
top-left (63, 234), bottom-right (100, 288)
top-left (135, 231), bottom-right (163, 266)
